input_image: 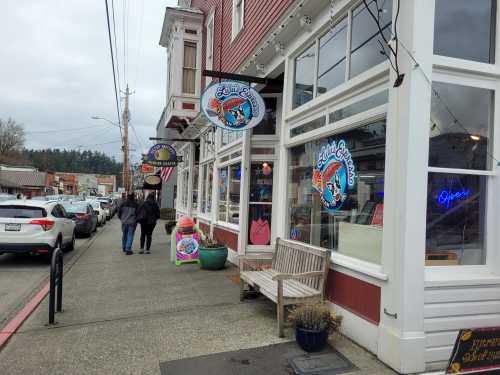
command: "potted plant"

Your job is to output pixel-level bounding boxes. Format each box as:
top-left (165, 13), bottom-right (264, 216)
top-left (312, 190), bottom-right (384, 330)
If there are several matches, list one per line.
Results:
top-left (288, 302), bottom-right (342, 352)
top-left (198, 237), bottom-right (228, 270)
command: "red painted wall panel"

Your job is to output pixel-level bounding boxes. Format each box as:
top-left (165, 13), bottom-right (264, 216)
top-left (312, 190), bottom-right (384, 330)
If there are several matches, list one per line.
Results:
top-left (213, 226), bottom-right (238, 250)
top-left (326, 270), bottom-right (381, 325)
top-left (192, 0), bottom-right (294, 83)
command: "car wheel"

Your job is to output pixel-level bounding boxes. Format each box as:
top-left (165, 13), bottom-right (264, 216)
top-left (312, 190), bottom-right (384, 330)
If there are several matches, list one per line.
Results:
top-left (66, 232), bottom-right (75, 252)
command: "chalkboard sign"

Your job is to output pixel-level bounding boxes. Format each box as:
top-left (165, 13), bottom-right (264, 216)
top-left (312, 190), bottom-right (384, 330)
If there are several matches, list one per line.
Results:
top-left (446, 327), bottom-right (500, 374)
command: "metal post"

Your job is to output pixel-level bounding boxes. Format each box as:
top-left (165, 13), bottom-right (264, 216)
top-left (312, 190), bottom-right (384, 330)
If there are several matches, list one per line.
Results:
top-left (49, 247), bottom-right (63, 324)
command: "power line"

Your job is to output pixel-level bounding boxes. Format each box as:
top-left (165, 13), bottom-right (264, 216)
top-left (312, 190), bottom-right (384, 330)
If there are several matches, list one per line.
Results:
top-left (111, 0), bottom-right (122, 98)
top-left (104, 0), bottom-right (122, 129)
top-left (26, 125), bottom-right (103, 134)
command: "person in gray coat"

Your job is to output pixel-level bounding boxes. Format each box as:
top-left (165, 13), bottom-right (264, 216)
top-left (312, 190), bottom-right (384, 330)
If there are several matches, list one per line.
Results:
top-left (118, 193), bottom-right (139, 255)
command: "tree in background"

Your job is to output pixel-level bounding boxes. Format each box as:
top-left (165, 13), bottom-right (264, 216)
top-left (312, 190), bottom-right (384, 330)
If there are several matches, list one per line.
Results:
top-left (0, 118), bottom-right (25, 154)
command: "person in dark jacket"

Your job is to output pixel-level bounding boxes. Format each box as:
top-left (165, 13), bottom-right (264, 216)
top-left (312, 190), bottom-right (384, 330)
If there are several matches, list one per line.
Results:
top-left (118, 193), bottom-right (139, 255)
top-left (137, 193), bottom-right (160, 254)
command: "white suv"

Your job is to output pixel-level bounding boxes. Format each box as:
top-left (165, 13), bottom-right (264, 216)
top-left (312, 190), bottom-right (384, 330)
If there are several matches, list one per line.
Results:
top-left (0, 200), bottom-right (76, 257)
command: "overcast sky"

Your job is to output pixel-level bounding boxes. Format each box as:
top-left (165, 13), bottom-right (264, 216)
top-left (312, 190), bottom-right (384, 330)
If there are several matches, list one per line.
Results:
top-left (0, 0), bottom-right (176, 164)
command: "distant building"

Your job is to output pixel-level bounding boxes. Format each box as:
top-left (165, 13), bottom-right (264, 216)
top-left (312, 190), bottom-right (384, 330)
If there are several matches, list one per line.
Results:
top-left (0, 167), bottom-right (51, 197)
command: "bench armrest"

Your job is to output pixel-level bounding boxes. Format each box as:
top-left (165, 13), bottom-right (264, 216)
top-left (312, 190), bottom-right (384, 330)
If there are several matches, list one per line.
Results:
top-left (239, 254), bottom-right (273, 272)
top-left (272, 271), bottom-right (324, 281)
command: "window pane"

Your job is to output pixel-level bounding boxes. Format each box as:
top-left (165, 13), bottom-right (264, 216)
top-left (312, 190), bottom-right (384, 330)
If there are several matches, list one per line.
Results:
top-left (228, 163), bottom-right (241, 224)
top-left (207, 163), bottom-right (213, 212)
top-left (288, 121), bottom-right (386, 264)
top-left (290, 116), bottom-right (326, 138)
top-left (317, 16), bottom-right (348, 95)
top-left (426, 173), bottom-right (486, 265)
top-left (429, 82), bottom-right (494, 170)
top-left (329, 90), bottom-right (388, 123)
top-left (192, 164), bottom-right (198, 210)
top-left (200, 164), bottom-right (207, 213)
top-left (249, 162), bottom-right (273, 203)
top-left (221, 129), bottom-right (242, 146)
top-left (434, 0), bottom-right (496, 63)
top-left (248, 205), bottom-right (272, 245)
top-left (293, 44), bottom-right (316, 109)
top-left (218, 167), bottom-right (228, 221)
top-left (350, 1), bottom-right (392, 79)
top-left (253, 97), bottom-right (277, 135)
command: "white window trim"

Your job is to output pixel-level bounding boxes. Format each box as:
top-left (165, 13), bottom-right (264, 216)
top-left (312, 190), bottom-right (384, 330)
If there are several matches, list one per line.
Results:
top-left (425, 70), bottom-right (499, 272)
top-left (205, 9), bottom-right (215, 84)
top-left (216, 161), bottom-right (241, 226)
top-left (231, 0), bottom-right (245, 41)
top-left (182, 40), bottom-right (198, 95)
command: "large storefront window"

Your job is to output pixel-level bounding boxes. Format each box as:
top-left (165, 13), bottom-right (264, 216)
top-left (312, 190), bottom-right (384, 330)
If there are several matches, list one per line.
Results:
top-left (200, 163), bottom-right (213, 214)
top-left (253, 97), bottom-right (277, 135)
top-left (426, 173), bottom-right (487, 266)
top-left (434, 0), bottom-right (496, 64)
top-left (248, 162), bottom-right (273, 246)
top-left (288, 121), bottom-right (386, 264)
top-left (218, 163), bottom-right (241, 224)
top-left (429, 82), bottom-right (494, 171)
top-left (293, 0), bottom-right (392, 109)
top-left (426, 81), bottom-right (494, 266)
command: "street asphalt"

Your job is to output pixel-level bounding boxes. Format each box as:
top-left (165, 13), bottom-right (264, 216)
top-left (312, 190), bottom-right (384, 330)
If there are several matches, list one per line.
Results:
top-left (0, 219), bottom-right (395, 375)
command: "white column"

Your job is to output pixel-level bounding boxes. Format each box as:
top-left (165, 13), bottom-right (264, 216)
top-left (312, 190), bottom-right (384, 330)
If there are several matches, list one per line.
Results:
top-left (378, 0), bottom-right (434, 373)
top-left (186, 143), bottom-right (194, 216)
top-left (237, 130), bottom-right (251, 255)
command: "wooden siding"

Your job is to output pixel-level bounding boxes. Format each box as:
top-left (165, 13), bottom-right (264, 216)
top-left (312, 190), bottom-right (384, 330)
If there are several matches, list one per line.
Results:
top-left (192, 0), bottom-right (294, 87)
top-left (325, 270), bottom-right (381, 325)
top-left (424, 284), bottom-right (500, 370)
top-left (213, 225), bottom-right (238, 250)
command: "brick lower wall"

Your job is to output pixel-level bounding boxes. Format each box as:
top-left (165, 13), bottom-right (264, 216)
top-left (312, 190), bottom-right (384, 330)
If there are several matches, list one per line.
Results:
top-left (325, 270), bottom-right (381, 325)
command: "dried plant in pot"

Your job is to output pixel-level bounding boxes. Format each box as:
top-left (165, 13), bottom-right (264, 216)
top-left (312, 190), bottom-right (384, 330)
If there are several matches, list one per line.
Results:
top-left (288, 302), bottom-right (342, 352)
top-left (199, 236), bottom-right (228, 270)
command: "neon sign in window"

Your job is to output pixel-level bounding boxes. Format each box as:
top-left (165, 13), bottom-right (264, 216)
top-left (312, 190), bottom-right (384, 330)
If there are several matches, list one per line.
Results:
top-left (437, 188), bottom-right (470, 209)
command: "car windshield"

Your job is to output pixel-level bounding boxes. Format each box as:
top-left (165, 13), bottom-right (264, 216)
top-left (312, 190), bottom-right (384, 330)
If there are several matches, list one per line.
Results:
top-left (63, 204), bottom-right (87, 214)
top-left (89, 202), bottom-right (100, 209)
top-left (0, 205), bottom-right (47, 218)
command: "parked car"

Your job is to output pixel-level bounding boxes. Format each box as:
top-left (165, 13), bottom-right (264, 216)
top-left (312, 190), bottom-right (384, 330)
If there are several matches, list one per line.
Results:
top-left (87, 200), bottom-right (106, 226)
top-left (0, 200), bottom-right (75, 257)
top-left (62, 202), bottom-right (97, 237)
top-left (96, 198), bottom-right (112, 220)
top-left (0, 194), bottom-right (16, 203)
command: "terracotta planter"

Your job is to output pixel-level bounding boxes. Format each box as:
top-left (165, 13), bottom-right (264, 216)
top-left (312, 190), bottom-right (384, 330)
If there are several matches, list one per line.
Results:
top-left (199, 245), bottom-right (228, 270)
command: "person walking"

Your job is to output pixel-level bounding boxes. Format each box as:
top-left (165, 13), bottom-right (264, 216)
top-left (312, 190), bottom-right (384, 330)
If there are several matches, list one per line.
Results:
top-left (137, 193), bottom-right (160, 254)
top-left (118, 193), bottom-right (139, 255)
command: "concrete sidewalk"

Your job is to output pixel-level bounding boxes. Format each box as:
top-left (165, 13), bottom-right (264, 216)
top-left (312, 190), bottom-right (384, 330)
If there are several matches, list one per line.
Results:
top-left (0, 219), bottom-right (395, 375)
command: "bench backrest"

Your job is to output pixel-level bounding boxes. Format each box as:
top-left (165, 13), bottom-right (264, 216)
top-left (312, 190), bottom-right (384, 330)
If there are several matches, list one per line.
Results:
top-left (272, 238), bottom-right (331, 294)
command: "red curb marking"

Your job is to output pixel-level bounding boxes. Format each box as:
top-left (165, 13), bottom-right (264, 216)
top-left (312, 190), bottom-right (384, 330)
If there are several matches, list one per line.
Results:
top-left (0, 283), bottom-right (49, 349)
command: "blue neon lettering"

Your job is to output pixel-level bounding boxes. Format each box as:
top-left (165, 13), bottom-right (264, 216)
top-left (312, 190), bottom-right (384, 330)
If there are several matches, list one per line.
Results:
top-left (437, 189), bottom-right (470, 209)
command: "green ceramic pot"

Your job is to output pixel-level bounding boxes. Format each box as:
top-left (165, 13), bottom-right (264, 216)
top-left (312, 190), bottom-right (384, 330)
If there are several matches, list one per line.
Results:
top-left (199, 245), bottom-right (228, 270)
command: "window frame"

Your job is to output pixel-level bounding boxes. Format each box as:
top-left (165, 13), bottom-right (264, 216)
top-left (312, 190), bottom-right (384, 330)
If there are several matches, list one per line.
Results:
top-left (425, 71), bottom-right (498, 269)
top-left (182, 40), bottom-right (198, 95)
top-left (205, 9), bottom-right (215, 84)
top-left (216, 160), bottom-right (242, 227)
top-left (290, 0), bottom-right (392, 111)
top-left (231, 0), bottom-right (245, 41)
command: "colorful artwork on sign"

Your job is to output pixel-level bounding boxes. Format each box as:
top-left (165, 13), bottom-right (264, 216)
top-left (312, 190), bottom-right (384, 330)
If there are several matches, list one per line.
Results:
top-left (437, 188), bottom-right (470, 209)
top-left (144, 144), bottom-right (177, 167)
top-left (201, 81), bottom-right (266, 131)
top-left (175, 232), bottom-right (200, 266)
top-left (312, 140), bottom-right (356, 213)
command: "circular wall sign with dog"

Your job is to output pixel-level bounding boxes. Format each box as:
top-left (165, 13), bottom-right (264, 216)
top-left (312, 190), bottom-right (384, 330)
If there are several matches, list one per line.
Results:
top-left (201, 81), bottom-right (266, 131)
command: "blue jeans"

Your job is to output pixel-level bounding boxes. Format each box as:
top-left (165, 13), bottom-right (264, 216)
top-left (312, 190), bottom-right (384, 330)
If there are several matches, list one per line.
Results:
top-left (122, 224), bottom-right (136, 252)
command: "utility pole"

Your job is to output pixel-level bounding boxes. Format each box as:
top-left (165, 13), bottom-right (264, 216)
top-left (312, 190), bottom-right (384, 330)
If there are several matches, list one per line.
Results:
top-left (122, 85), bottom-right (130, 193)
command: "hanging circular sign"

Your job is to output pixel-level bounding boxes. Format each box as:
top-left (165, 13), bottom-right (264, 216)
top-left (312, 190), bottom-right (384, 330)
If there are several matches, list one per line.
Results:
top-left (144, 175), bottom-right (161, 186)
top-left (144, 143), bottom-right (177, 167)
top-left (312, 140), bottom-right (356, 213)
top-left (201, 81), bottom-right (265, 131)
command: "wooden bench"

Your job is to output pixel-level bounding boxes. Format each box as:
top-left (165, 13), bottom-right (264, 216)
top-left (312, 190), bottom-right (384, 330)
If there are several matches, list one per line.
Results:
top-left (239, 238), bottom-right (331, 337)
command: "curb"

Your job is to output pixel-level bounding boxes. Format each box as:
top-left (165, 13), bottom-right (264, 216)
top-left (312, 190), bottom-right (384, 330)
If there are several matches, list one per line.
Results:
top-left (0, 283), bottom-right (49, 350)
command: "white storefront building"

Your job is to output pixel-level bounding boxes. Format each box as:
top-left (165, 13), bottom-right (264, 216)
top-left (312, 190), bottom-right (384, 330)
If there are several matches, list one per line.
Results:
top-left (160, 1), bottom-right (500, 373)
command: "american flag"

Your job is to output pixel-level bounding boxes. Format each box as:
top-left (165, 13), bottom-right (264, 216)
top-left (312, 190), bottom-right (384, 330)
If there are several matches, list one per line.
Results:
top-left (160, 167), bottom-right (174, 182)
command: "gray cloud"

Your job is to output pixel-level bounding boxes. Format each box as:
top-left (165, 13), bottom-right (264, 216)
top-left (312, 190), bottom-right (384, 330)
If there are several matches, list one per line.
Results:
top-left (0, 0), bottom-right (176, 163)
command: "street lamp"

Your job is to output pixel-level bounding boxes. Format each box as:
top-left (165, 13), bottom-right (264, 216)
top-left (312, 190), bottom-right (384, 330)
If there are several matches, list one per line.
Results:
top-left (90, 116), bottom-right (122, 129)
